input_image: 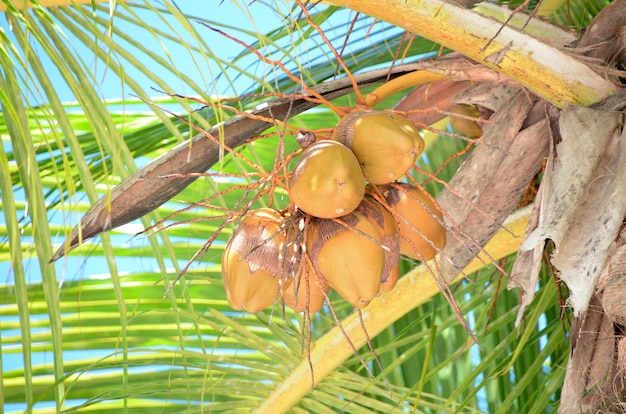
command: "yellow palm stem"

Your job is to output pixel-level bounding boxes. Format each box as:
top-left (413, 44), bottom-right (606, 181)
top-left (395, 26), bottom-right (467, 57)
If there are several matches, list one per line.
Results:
top-left (365, 70), bottom-right (449, 108)
top-left (256, 205), bottom-right (532, 413)
top-left (322, 0), bottom-right (617, 107)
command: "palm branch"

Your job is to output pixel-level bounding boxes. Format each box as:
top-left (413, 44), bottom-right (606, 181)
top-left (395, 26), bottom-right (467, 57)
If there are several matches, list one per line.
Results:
top-left (1, 0), bottom-right (622, 413)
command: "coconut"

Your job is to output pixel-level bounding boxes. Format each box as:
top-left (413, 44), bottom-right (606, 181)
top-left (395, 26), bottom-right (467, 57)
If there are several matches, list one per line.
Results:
top-left (358, 198), bottom-right (401, 293)
top-left (282, 261), bottom-right (329, 313)
top-left (306, 210), bottom-right (384, 308)
top-left (451, 104), bottom-right (483, 138)
top-left (221, 208), bottom-right (293, 312)
top-left (289, 140), bottom-right (365, 219)
top-left (333, 110), bottom-right (425, 184)
top-left (380, 183), bottom-right (446, 261)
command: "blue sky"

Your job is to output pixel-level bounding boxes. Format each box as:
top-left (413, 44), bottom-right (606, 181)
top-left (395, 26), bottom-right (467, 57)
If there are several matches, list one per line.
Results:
top-left (28, 1), bottom-right (289, 100)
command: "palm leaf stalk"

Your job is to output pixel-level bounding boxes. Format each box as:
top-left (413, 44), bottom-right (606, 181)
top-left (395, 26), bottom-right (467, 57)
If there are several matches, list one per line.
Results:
top-left (323, 0), bottom-right (617, 106)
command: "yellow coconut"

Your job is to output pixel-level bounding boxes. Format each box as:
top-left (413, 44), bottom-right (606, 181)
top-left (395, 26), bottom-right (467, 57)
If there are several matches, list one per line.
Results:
top-left (283, 262), bottom-right (329, 313)
top-left (289, 140), bottom-right (365, 219)
top-left (380, 183), bottom-right (446, 261)
top-left (221, 208), bottom-right (292, 312)
top-left (306, 211), bottom-right (384, 308)
top-left (358, 198), bottom-right (401, 293)
top-left (333, 110), bottom-right (425, 184)
top-left (451, 104), bottom-right (483, 138)
top-left (222, 249), bottom-right (282, 312)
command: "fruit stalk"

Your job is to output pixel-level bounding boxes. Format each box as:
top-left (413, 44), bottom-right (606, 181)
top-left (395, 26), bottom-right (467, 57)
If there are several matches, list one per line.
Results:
top-left (364, 70), bottom-right (448, 108)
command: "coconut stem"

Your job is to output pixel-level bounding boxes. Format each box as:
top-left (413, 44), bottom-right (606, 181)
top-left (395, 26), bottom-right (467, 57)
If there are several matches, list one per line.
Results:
top-left (364, 70), bottom-right (449, 108)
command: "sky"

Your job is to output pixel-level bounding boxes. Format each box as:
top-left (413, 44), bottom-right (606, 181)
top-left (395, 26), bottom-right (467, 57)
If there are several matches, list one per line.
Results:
top-left (33, 1), bottom-right (291, 101)
top-left (0, 2), bottom-right (249, 256)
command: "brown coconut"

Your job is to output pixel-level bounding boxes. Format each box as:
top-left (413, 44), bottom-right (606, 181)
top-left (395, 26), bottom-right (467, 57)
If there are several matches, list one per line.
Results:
top-left (283, 261), bottom-right (329, 313)
top-left (332, 110), bottom-right (425, 184)
top-left (289, 140), bottom-right (365, 219)
top-left (451, 104), bottom-right (483, 138)
top-left (221, 208), bottom-right (293, 312)
top-left (380, 183), bottom-right (446, 261)
top-left (306, 210), bottom-right (384, 308)
top-left (358, 198), bottom-right (401, 293)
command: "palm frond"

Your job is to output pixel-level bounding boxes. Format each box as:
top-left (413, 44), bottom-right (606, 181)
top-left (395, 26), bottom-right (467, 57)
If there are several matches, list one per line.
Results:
top-left (1, 0), bottom-right (608, 412)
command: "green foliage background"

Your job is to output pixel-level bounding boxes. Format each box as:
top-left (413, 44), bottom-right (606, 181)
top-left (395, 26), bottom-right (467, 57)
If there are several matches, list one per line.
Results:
top-left (0, 0), bottom-right (607, 412)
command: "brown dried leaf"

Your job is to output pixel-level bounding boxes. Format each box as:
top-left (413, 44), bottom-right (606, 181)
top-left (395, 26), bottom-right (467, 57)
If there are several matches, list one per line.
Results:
top-left (576, 0), bottom-right (626, 62)
top-left (559, 230), bottom-right (626, 412)
top-left (395, 78), bottom-right (471, 126)
top-left (507, 177), bottom-right (546, 327)
top-left (560, 294), bottom-right (615, 414)
top-left (451, 82), bottom-right (520, 113)
top-left (396, 54), bottom-right (521, 126)
top-left (437, 91), bottom-right (551, 281)
top-left (598, 228), bottom-right (626, 325)
top-left (522, 105), bottom-right (626, 315)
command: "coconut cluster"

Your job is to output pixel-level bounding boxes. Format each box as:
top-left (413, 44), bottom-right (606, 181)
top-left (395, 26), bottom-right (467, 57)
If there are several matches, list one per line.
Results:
top-left (221, 110), bottom-right (447, 313)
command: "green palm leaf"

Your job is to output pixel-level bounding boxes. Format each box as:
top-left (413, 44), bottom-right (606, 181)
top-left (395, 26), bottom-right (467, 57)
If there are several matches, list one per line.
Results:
top-left (0, 0), bottom-right (611, 412)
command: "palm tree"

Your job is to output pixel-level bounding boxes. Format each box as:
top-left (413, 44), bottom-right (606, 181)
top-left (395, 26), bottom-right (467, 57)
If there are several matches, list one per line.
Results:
top-left (1, 0), bottom-right (622, 412)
